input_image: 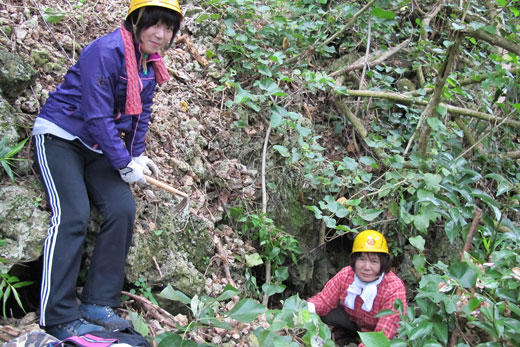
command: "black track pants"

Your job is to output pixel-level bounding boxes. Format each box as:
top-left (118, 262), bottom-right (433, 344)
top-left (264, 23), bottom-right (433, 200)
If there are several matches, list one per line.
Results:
top-left (34, 134), bottom-right (135, 327)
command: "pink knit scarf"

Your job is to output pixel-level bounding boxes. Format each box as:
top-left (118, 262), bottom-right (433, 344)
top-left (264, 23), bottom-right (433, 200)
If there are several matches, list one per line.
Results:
top-left (120, 24), bottom-right (170, 115)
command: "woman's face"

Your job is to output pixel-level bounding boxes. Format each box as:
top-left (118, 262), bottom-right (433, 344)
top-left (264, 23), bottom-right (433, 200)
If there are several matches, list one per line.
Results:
top-left (139, 21), bottom-right (173, 54)
top-left (354, 252), bottom-right (381, 282)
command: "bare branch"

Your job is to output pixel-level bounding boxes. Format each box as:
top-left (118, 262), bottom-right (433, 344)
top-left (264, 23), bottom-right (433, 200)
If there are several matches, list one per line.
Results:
top-left (329, 38), bottom-right (411, 77)
top-left (343, 89), bottom-right (520, 127)
top-left (463, 29), bottom-right (520, 56)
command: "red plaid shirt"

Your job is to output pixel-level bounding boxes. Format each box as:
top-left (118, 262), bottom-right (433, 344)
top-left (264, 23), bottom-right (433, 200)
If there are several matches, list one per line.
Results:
top-left (308, 266), bottom-right (406, 344)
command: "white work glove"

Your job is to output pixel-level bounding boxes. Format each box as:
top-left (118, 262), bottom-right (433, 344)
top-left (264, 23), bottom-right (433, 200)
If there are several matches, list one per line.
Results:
top-left (133, 154), bottom-right (160, 177)
top-left (307, 302), bottom-right (316, 313)
top-left (119, 159), bottom-right (146, 184)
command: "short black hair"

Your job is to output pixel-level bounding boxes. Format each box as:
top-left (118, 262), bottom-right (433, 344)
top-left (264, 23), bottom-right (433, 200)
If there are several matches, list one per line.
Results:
top-left (124, 6), bottom-right (182, 50)
top-left (350, 252), bottom-right (392, 275)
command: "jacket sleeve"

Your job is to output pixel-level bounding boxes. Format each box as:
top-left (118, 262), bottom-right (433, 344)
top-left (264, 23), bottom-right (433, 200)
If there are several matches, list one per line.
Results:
top-left (79, 37), bottom-right (132, 169)
top-left (307, 267), bottom-right (350, 316)
top-left (372, 277), bottom-right (407, 340)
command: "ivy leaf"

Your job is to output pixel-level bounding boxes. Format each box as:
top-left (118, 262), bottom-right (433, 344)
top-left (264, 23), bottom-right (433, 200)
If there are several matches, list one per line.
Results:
top-left (196, 13), bottom-right (221, 23)
top-left (360, 156), bottom-right (378, 169)
top-left (255, 78), bottom-right (287, 96)
top-left (428, 117), bottom-right (445, 131)
top-left (306, 205), bottom-right (322, 219)
top-left (409, 235), bottom-right (425, 252)
top-left (273, 145), bottom-right (290, 157)
top-left (359, 331), bottom-right (390, 347)
top-left (269, 52), bottom-right (285, 64)
top-left (338, 157), bottom-right (359, 171)
top-left (449, 261), bottom-right (477, 288)
top-left (471, 189), bottom-right (502, 220)
top-left (442, 40), bottom-right (455, 48)
top-left (469, 21), bottom-right (486, 30)
top-left (424, 173), bottom-right (442, 192)
top-left (484, 173), bottom-right (513, 196)
top-left (157, 332), bottom-right (198, 347)
top-left (214, 284), bottom-right (241, 301)
top-left (413, 214), bottom-right (430, 232)
top-left (413, 254), bottom-right (426, 274)
top-left (296, 124), bottom-right (312, 137)
top-left (432, 318), bottom-right (448, 343)
top-left (409, 322), bottom-right (434, 340)
top-left (442, 294), bottom-right (460, 314)
top-left (444, 220), bottom-right (460, 243)
top-left (417, 189), bottom-right (440, 206)
top-left (245, 253), bottom-right (263, 267)
top-left (357, 208), bottom-right (383, 222)
top-left (158, 284), bottom-right (191, 305)
top-left (42, 6), bottom-right (65, 24)
top-left (235, 87), bottom-right (253, 104)
top-left (227, 298), bottom-right (266, 323)
top-left (370, 7), bottom-right (395, 20)
top-left (451, 22), bottom-right (466, 30)
top-left (413, 204), bottom-right (440, 232)
top-left (270, 105), bottom-right (287, 128)
top-left (128, 311), bottom-right (150, 338)
top-left (262, 283), bottom-right (286, 297)
top-left (323, 216), bottom-right (337, 228)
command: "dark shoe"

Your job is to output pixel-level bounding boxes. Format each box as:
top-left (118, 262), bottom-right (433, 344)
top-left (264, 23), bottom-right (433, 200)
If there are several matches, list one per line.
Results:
top-left (80, 303), bottom-right (133, 331)
top-left (46, 318), bottom-right (104, 340)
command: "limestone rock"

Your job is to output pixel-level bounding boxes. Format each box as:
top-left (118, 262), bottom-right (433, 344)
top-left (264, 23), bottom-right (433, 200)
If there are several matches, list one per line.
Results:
top-left (0, 47), bottom-right (38, 100)
top-left (0, 182), bottom-right (49, 273)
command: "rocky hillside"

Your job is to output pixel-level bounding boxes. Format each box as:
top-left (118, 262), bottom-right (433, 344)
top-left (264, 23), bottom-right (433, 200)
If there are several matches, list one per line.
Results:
top-left (0, 0), bottom-right (287, 345)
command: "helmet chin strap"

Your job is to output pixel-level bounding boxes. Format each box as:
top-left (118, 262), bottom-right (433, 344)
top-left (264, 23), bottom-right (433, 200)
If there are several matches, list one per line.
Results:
top-left (131, 7), bottom-right (145, 37)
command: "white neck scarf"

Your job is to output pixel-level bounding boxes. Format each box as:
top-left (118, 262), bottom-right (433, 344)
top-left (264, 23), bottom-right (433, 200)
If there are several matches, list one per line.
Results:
top-left (345, 272), bottom-right (385, 312)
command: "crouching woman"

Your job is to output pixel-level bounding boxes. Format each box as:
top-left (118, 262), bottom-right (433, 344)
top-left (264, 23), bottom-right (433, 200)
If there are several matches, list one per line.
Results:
top-left (307, 230), bottom-right (407, 346)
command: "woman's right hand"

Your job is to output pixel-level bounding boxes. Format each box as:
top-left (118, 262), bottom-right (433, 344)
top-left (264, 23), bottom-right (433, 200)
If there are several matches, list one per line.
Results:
top-left (119, 159), bottom-right (146, 184)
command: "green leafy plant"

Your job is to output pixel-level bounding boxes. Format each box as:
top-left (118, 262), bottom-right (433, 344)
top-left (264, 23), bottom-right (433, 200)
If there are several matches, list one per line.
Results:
top-left (130, 276), bottom-right (158, 306)
top-left (0, 240), bottom-right (33, 318)
top-left (234, 210), bottom-right (302, 301)
top-left (154, 283), bottom-right (333, 346)
top-left (0, 137), bottom-right (28, 183)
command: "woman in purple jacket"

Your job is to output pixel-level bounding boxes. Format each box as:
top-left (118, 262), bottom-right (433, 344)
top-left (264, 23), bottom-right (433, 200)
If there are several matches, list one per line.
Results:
top-left (32, 0), bottom-right (182, 339)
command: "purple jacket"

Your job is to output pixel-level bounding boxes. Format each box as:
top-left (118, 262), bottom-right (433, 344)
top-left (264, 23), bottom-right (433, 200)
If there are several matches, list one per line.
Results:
top-left (35, 28), bottom-right (159, 169)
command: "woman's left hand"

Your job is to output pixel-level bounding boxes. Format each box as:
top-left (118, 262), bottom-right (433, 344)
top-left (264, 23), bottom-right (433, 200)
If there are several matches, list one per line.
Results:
top-left (133, 154), bottom-right (160, 177)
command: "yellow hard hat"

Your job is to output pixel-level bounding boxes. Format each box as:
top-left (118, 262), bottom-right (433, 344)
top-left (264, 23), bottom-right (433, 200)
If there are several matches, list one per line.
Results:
top-left (127, 0), bottom-right (183, 19)
top-left (352, 230), bottom-right (389, 254)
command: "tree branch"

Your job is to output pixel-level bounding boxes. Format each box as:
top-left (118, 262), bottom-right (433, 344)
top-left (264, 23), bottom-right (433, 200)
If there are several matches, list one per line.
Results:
top-left (342, 89), bottom-right (520, 127)
top-left (463, 29), bottom-right (520, 56)
top-left (261, 122), bottom-right (271, 307)
top-left (405, 66), bottom-right (520, 97)
top-left (415, 36), bottom-right (462, 157)
top-left (329, 38), bottom-right (411, 77)
top-left (453, 115), bottom-right (484, 154)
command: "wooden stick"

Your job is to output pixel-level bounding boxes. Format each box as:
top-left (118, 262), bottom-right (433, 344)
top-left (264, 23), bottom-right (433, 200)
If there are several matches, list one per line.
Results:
top-left (144, 175), bottom-right (188, 198)
top-left (461, 206), bottom-right (483, 261)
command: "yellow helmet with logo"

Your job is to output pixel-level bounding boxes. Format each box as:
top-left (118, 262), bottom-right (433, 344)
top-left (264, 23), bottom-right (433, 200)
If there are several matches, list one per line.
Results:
top-left (352, 230), bottom-right (389, 254)
top-left (127, 0), bottom-right (183, 19)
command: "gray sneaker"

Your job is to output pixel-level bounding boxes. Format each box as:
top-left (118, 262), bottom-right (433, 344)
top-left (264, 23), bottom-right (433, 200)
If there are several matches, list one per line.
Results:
top-left (46, 318), bottom-right (104, 340)
top-left (80, 303), bottom-right (133, 331)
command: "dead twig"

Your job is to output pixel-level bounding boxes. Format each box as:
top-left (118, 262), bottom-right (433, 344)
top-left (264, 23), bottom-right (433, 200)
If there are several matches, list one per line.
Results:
top-left (175, 34), bottom-right (209, 67)
top-left (122, 290), bottom-right (206, 344)
top-left (330, 38), bottom-right (411, 77)
top-left (261, 122), bottom-right (272, 307)
top-left (461, 206), bottom-right (483, 261)
top-left (211, 234), bottom-right (236, 287)
top-left (450, 206), bottom-right (482, 347)
top-left (152, 256), bottom-right (163, 279)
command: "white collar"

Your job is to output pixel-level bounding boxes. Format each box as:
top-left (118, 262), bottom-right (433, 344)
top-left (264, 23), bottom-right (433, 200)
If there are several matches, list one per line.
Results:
top-left (345, 272), bottom-right (385, 312)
